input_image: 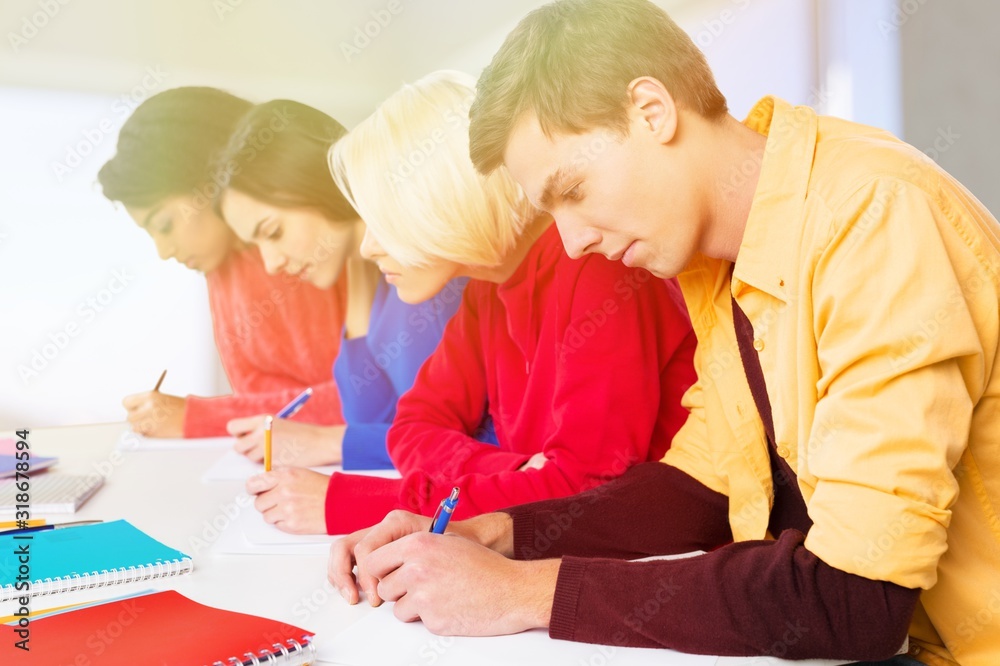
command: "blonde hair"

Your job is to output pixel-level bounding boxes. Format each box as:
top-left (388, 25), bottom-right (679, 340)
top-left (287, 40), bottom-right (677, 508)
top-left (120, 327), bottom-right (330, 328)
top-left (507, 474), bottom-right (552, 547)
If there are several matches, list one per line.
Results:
top-left (330, 70), bottom-right (534, 268)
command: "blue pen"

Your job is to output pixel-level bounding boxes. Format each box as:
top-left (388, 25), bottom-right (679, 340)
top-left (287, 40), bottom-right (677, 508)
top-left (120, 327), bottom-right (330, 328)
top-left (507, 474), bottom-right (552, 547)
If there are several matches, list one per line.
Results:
top-left (276, 387), bottom-right (313, 419)
top-left (429, 487), bottom-right (460, 534)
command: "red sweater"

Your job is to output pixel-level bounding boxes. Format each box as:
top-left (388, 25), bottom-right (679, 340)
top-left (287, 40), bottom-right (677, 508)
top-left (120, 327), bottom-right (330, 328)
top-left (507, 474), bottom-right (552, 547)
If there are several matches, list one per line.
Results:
top-left (183, 247), bottom-right (347, 437)
top-left (324, 226), bottom-right (696, 534)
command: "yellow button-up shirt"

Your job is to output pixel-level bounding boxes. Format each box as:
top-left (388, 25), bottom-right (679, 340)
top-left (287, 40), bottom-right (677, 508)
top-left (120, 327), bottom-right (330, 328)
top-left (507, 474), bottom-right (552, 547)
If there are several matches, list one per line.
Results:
top-left (663, 97), bottom-right (1000, 666)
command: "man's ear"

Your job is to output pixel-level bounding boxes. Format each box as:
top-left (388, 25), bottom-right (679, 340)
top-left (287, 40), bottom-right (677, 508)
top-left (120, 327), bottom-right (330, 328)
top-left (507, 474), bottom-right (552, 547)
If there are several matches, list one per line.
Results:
top-left (627, 76), bottom-right (678, 144)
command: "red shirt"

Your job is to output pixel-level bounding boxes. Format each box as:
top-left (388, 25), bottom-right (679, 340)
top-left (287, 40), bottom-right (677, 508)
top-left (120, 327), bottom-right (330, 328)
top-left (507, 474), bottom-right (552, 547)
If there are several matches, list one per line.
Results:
top-left (324, 225), bottom-right (696, 534)
top-left (183, 247), bottom-right (347, 437)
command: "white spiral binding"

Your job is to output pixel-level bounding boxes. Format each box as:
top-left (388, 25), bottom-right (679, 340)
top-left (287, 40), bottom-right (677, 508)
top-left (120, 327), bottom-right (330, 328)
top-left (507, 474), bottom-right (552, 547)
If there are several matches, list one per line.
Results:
top-left (204, 636), bottom-right (313, 666)
top-left (0, 557), bottom-right (193, 602)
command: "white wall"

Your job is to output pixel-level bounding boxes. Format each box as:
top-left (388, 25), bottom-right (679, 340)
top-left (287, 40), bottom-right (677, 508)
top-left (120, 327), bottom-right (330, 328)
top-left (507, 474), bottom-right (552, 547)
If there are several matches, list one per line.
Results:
top-left (0, 0), bottom-right (904, 429)
top-left (0, 87), bottom-right (225, 428)
top-left (672, 0), bottom-right (901, 131)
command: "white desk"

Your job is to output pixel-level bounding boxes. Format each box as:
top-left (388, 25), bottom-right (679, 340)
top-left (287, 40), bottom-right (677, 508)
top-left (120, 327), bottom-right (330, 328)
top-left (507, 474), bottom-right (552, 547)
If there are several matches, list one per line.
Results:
top-left (0, 423), bottom-right (373, 665)
top-left (1, 425), bottom-right (860, 666)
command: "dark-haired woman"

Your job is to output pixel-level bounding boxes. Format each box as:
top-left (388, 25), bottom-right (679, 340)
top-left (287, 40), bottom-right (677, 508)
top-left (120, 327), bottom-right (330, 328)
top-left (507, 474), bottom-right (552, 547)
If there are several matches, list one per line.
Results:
top-left (215, 100), bottom-right (487, 497)
top-left (99, 87), bottom-right (348, 442)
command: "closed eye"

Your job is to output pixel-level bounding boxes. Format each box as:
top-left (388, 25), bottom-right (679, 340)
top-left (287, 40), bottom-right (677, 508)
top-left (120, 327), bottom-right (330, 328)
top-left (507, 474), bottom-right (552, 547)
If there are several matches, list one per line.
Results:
top-left (562, 182), bottom-right (583, 201)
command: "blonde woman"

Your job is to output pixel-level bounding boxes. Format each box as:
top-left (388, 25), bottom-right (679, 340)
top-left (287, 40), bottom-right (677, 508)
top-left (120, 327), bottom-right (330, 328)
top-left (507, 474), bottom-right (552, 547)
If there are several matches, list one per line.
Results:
top-left (250, 71), bottom-right (696, 535)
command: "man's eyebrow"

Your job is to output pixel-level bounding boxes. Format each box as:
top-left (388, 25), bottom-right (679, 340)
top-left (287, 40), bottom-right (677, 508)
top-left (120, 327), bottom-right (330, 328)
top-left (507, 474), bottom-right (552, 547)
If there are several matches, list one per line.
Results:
top-left (538, 166), bottom-right (573, 209)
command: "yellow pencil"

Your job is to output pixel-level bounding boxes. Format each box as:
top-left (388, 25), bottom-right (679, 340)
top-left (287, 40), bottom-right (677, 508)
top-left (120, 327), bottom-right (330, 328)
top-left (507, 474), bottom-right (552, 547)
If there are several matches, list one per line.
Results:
top-left (0, 599), bottom-right (87, 624)
top-left (0, 519), bottom-right (45, 529)
top-left (264, 415), bottom-right (273, 472)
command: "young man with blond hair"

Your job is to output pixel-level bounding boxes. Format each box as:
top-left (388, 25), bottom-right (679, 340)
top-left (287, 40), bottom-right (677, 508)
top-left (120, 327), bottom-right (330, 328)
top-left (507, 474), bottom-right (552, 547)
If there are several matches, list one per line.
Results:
top-left (328, 2), bottom-right (1000, 664)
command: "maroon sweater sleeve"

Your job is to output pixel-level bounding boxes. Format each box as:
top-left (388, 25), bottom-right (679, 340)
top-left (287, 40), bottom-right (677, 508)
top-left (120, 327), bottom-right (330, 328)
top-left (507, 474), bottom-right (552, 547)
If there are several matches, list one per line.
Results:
top-left (502, 463), bottom-right (919, 660)
top-left (551, 530), bottom-right (918, 661)
top-left (502, 462), bottom-right (733, 560)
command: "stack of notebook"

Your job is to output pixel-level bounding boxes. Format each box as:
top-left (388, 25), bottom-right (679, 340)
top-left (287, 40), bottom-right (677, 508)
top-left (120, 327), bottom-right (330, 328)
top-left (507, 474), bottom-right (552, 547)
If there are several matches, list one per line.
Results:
top-left (0, 519), bottom-right (192, 601)
top-left (0, 590), bottom-right (316, 665)
top-left (0, 520), bottom-right (316, 664)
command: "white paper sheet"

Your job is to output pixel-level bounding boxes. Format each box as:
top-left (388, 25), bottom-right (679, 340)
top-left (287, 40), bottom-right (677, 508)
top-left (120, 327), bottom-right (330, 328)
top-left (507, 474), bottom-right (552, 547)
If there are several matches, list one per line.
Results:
top-left (208, 498), bottom-right (336, 556)
top-left (117, 431), bottom-right (234, 451)
top-left (201, 449), bottom-right (400, 482)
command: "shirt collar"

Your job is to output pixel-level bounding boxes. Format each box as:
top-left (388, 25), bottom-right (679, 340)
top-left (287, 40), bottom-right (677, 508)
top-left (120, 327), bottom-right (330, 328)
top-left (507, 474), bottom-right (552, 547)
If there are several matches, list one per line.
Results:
top-left (732, 96), bottom-right (818, 303)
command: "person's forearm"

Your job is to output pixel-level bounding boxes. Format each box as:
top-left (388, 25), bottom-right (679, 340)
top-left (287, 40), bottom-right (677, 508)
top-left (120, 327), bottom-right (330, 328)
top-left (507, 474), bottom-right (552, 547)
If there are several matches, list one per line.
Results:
top-left (550, 529), bottom-right (919, 661)
top-left (456, 512), bottom-right (515, 557)
top-left (184, 381), bottom-right (344, 438)
top-left (501, 463), bottom-right (732, 561)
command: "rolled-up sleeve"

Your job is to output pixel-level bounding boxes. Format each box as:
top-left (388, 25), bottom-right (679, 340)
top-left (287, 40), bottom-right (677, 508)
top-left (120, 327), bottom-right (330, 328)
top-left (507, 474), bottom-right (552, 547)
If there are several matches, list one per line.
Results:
top-left (804, 178), bottom-right (983, 590)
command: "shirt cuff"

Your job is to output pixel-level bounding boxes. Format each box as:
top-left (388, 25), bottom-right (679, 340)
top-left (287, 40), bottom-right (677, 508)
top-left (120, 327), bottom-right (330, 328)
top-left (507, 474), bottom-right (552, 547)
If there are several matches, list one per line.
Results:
top-left (805, 482), bottom-right (950, 589)
top-left (325, 472), bottom-right (401, 535)
top-left (548, 556), bottom-right (588, 642)
top-left (182, 395), bottom-right (229, 438)
top-left (501, 504), bottom-right (543, 561)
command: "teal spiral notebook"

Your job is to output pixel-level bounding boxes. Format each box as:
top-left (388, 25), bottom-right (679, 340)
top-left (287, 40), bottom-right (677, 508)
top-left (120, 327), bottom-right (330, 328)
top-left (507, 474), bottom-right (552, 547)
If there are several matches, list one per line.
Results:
top-left (0, 519), bottom-right (192, 601)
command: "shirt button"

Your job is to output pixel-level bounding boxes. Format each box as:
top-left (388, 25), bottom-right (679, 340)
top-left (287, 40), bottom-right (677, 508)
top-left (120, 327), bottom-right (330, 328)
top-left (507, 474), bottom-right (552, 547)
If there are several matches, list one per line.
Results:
top-left (777, 446), bottom-right (790, 458)
top-left (753, 338), bottom-right (765, 352)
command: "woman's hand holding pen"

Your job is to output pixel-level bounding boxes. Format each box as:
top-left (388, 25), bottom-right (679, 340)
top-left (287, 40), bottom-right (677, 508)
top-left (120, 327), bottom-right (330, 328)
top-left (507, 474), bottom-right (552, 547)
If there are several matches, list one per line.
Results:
top-left (227, 416), bottom-right (345, 467)
top-left (122, 391), bottom-right (186, 437)
top-left (246, 467), bottom-right (329, 534)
